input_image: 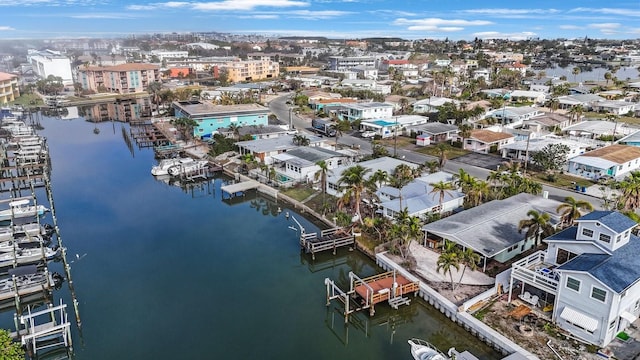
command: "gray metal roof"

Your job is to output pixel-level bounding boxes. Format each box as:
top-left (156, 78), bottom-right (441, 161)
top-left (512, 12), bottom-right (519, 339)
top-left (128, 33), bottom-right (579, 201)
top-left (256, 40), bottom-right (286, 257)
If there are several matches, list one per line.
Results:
top-left (577, 211), bottom-right (638, 233)
top-left (235, 134), bottom-right (325, 153)
top-left (421, 193), bottom-right (562, 258)
top-left (558, 234), bottom-right (640, 293)
top-left (409, 122), bottom-right (459, 135)
top-left (284, 147), bottom-right (345, 164)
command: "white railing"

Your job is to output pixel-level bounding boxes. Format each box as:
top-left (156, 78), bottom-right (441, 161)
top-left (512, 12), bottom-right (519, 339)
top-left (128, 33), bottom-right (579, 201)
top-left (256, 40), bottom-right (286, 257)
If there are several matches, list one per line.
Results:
top-left (511, 251), bottom-right (559, 294)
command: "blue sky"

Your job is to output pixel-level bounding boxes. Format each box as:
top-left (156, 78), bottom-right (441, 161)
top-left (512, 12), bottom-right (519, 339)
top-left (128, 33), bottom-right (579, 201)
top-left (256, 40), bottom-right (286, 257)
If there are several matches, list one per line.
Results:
top-left (0, 0), bottom-right (639, 40)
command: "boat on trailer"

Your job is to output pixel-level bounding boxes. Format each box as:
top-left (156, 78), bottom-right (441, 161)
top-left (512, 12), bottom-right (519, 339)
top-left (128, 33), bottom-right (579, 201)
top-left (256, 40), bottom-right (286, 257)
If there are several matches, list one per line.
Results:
top-left (151, 157), bottom-right (195, 176)
top-left (0, 199), bottom-right (49, 222)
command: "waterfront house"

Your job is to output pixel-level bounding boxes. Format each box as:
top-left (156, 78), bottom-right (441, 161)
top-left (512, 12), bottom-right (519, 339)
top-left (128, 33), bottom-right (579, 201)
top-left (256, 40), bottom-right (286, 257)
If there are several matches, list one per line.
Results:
top-left (326, 157), bottom-right (419, 197)
top-left (270, 146), bottom-right (349, 186)
top-left (509, 211), bottom-right (640, 347)
top-left (463, 129), bottom-right (514, 154)
top-left (78, 63), bottom-right (160, 94)
top-left (567, 144), bottom-right (640, 181)
top-left (235, 134), bottom-right (329, 165)
top-left (219, 125), bottom-right (289, 140)
top-left (359, 115), bottom-right (428, 139)
top-left (0, 72), bottom-right (19, 104)
top-left (172, 101), bottom-right (269, 139)
top-left (377, 172), bottom-right (464, 220)
top-left (422, 193), bottom-right (563, 268)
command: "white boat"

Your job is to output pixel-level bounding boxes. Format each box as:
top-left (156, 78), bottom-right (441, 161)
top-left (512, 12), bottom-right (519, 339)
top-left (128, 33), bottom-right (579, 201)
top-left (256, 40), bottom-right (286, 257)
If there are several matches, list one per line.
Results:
top-left (168, 160), bottom-right (209, 177)
top-left (0, 246), bottom-right (60, 268)
top-left (0, 265), bottom-right (58, 302)
top-left (0, 223), bottom-right (53, 242)
top-left (408, 339), bottom-right (449, 360)
top-left (0, 234), bottom-right (49, 253)
top-left (0, 200), bottom-right (49, 222)
top-left (151, 157), bottom-right (195, 176)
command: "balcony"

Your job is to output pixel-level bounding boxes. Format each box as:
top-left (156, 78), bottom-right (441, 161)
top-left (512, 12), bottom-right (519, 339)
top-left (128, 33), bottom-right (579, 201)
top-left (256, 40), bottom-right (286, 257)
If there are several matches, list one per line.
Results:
top-left (511, 250), bottom-right (559, 294)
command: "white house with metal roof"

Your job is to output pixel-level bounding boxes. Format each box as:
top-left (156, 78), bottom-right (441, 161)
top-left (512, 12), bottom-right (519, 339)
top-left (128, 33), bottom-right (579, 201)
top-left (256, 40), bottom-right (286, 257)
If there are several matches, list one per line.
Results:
top-left (411, 97), bottom-right (459, 114)
top-left (235, 134), bottom-right (330, 165)
top-left (270, 146), bottom-right (350, 186)
top-left (326, 156), bottom-right (419, 197)
top-left (500, 136), bottom-right (589, 162)
top-left (377, 172), bottom-right (464, 220)
top-left (508, 211), bottom-right (640, 347)
top-left (484, 106), bottom-right (543, 128)
top-left (359, 115), bottom-right (429, 139)
top-left (421, 193), bottom-right (563, 268)
top-left (408, 122), bottom-right (459, 146)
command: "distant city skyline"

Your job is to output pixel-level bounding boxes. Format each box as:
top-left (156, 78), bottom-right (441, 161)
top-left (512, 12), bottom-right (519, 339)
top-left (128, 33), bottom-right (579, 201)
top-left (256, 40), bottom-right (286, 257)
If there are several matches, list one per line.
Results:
top-left (0, 1), bottom-right (639, 40)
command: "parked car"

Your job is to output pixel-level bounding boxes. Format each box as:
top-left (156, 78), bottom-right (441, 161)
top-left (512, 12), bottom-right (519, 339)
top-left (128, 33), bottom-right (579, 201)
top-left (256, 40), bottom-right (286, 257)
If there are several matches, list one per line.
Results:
top-left (361, 131), bottom-right (377, 138)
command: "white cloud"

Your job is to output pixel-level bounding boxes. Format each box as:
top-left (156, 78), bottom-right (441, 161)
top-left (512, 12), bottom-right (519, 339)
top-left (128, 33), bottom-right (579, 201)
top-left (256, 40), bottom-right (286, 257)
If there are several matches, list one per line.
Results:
top-left (559, 25), bottom-right (581, 30)
top-left (394, 17), bottom-right (492, 32)
top-left (0, 26), bottom-right (15, 31)
top-left (70, 13), bottom-right (139, 19)
top-left (0, 0), bottom-right (102, 5)
top-left (238, 14), bottom-right (279, 19)
top-left (588, 23), bottom-right (620, 29)
top-left (569, 7), bottom-right (640, 17)
top-left (286, 10), bottom-right (351, 19)
top-left (463, 8), bottom-right (560, 15)
top-left (128, 0), bottom-right (309, 11)
top-left (473, 31), bottom-right (537, 40)
top-left (368, 10), bottom-right (417, 17)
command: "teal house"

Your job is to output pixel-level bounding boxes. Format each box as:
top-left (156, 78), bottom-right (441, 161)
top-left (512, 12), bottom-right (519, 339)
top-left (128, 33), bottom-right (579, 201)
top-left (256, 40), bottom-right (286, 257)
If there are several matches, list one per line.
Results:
top-left (172, 101), bottom-right (270, 139)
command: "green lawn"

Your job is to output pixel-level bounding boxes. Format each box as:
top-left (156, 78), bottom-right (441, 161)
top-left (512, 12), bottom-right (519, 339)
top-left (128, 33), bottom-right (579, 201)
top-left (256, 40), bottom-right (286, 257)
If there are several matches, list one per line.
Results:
top-left (10, 94), bottom-right (44, 107)
top-left (530, 171), bottom-right (595, 188)
top-left (281, 185), bottom-right (317, 202)
top-left (415, 145), bottom-right (470, 159)
top-left (584, 112), bottom-right (640, 125)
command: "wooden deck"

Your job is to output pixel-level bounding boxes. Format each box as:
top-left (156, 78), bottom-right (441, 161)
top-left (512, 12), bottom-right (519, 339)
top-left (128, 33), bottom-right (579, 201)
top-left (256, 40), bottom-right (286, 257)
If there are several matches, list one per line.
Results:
top-left (300, 227), bottom-right (354, 260)
top-left (353, 271), bottom-right (419, 306)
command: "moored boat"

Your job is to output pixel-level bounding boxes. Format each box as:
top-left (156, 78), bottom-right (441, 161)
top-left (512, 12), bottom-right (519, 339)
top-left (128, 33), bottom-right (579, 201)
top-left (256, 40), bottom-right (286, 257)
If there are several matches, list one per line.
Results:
top-left (151, 157), bottom-right (195, 176)
top-left (408, 339), bottom-right (449, 360)
top-left (0, 200), bottom-right (49, 222)
top-left (0, 246), bottom-right (60, 268)
top-left (168, 159), bottom-right (209, 177)
top-left (0, 234), bottom-right (50, 253)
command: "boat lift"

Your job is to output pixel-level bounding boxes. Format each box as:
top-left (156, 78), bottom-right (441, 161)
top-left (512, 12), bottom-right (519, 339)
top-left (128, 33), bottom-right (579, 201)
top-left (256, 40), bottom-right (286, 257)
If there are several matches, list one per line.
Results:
top-left (324, 270), bottom-right (419, 323)
top-left (15, 299), bottom-right (72, 357)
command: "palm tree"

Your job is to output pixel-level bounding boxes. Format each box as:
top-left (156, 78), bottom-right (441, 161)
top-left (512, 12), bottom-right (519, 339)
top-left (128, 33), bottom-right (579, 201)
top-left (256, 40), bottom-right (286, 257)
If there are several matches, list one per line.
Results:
top-left (456, 248), bottom-right (481, 289)
top-left (453, 168), bottom-right (473, 192)
top-left (556, 196), bottom-right (594, 227)
top-left (228, 123), bottom-right (241, 141)
top-left (437, 247), bottom-right (461, 290)
top-left (369, 169), bottom-right (388, 190)
top-left (466, 179), bottom-right (490, 208)
top-left (546, 97), bottom-right (559, 113)
top-left (518, 210), bottom-right (554, 247)
top-left (604, 72), bottom-right (612, 86)
top-left (314, 160), bottom-right (330, 203)
top-left (572, 67), bottom-right (581, 83)
top-left (337, 165), bottom-right (372, 224)
top-left (567, 105), bottom-right (584, 124)
top-left (616, 171), bottom-right (640, 211)
top-left (457, 123), bottom-right (472, 149)
top-left (333, 119), bottom-right (352, 147)
top-left (390, 164), bottom-right (415, 212)
top-left (429, 181), bottom-right (455, 213)
top-left (435, 143), bottom-right (450, 169)
top-left (147, 81), bottom-right (163, 113)
top-left (422, 160), bottom-right (440, 174)
top-left (292, 134), bottom-right (310, 146)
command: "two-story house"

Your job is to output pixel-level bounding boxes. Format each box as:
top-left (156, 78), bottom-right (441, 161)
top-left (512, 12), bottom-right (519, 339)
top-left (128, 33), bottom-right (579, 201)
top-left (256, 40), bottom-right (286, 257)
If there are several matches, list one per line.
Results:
top-left (509, 211), bottom-right (640, 347)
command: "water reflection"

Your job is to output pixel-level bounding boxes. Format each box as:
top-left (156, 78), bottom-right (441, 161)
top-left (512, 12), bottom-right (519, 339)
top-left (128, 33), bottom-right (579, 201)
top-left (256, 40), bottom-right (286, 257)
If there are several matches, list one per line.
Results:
top-left (77, 98), bottom-right (152, 123)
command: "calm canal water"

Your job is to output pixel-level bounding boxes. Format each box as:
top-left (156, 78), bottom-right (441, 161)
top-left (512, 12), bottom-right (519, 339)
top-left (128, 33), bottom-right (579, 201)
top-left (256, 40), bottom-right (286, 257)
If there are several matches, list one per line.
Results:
top-left (4, 114), bottom-right (502, 359)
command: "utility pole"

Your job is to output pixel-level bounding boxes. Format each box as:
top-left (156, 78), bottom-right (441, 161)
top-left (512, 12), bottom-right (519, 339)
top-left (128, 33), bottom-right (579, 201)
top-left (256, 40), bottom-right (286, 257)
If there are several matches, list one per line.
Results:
top-left (394, 116), bottom-right (398, 157)
top-left (523, 131), bottom-right (531, 176)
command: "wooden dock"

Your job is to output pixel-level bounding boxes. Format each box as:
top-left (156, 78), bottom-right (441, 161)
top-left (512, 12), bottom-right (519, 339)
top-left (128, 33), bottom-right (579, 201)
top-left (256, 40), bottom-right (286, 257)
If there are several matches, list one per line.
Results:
top-left (300, 227), bottom-right (354, 260)
top-left (325, 270), bottom-right (419, 322)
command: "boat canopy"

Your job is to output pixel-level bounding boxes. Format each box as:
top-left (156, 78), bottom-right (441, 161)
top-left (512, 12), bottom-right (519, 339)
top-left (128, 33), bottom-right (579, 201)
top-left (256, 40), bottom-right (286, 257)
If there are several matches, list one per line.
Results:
top-left (8, 265), bottom-right (38, 277)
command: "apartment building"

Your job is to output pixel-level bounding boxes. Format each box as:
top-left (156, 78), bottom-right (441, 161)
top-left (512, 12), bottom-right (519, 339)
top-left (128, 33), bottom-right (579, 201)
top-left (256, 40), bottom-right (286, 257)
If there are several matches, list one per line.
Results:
top-left (28, 49), bottom-right (74, 86)
top-left (328, 56), bottom-right (376, 71)
top-left (0, 72), bottom-right (19, 104)
top-left (222, 59), bottom-right (279, 83)
top-left (78, 63), bottom-right (160, 94)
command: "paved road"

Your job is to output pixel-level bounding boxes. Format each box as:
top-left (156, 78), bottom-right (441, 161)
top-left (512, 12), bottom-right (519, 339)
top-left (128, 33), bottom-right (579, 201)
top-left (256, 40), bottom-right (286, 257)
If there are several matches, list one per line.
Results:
top-left (267, 93), bottom-right (606, 210)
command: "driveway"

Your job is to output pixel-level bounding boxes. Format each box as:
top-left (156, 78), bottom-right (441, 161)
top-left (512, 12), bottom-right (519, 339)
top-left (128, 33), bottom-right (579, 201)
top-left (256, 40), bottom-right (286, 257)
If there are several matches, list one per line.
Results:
top-left (453, 152), bottom-right (505, 171)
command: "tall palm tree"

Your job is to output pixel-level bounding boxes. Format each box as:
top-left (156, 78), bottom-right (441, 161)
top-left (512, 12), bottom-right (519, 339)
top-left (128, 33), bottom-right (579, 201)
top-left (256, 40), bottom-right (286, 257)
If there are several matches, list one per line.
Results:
top-left (337, 165), bottom-right (371, 224)
top-left (546, 97), bottom-right (559, 113)
top-left (453, 168), bottom-right (473, 192)
top-left (422, 160), bottom-right (440, 174)
top-left (437, 249), bottom-right (460, 290)
top-left (616, 171), bottom-right (640, 211)
top-left (567, 105), bottom-right (584, 124)
top-left (435, 143), bottom-right (450, 169)
top-left (556, 196), bottom-right (594, 227)
top-left (314, 160), bottom-right (330, 203)
top-left (390, 164), bottom-right (416, 212)
top-left (518, 210), bottom-right (554, 247)
top-left (466, 179), bottom-right (490, 208)
top-left (456, 248), bottom-right (481, 289)
top-left (572, 67), bottom-right (581, 83)
top-left (369, 169), bottom-right (388, 190)
top-left (228, 123), bottom-right (241, 141)
top-left (429, 181), bottom-right (455, 213)
top-left (333, 119), bottom-right (352, 147)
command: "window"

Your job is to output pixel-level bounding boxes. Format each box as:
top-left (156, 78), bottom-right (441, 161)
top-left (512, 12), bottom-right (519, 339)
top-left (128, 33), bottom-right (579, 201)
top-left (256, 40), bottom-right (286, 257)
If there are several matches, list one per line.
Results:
top-left (582, 228), bottom-right (594, 237)
top-left (616, 235), bottom-right (622, 243)
top-left (591, 287), bottom-right (607, 302)
top-left (556, 248), bottom-right (578, 264)
top-left (566, 277), bottom-right (581, 292)
top-left (599, 234), bottom-right (611, 243)
top-left (608, 320), bottom-right (616, 332)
